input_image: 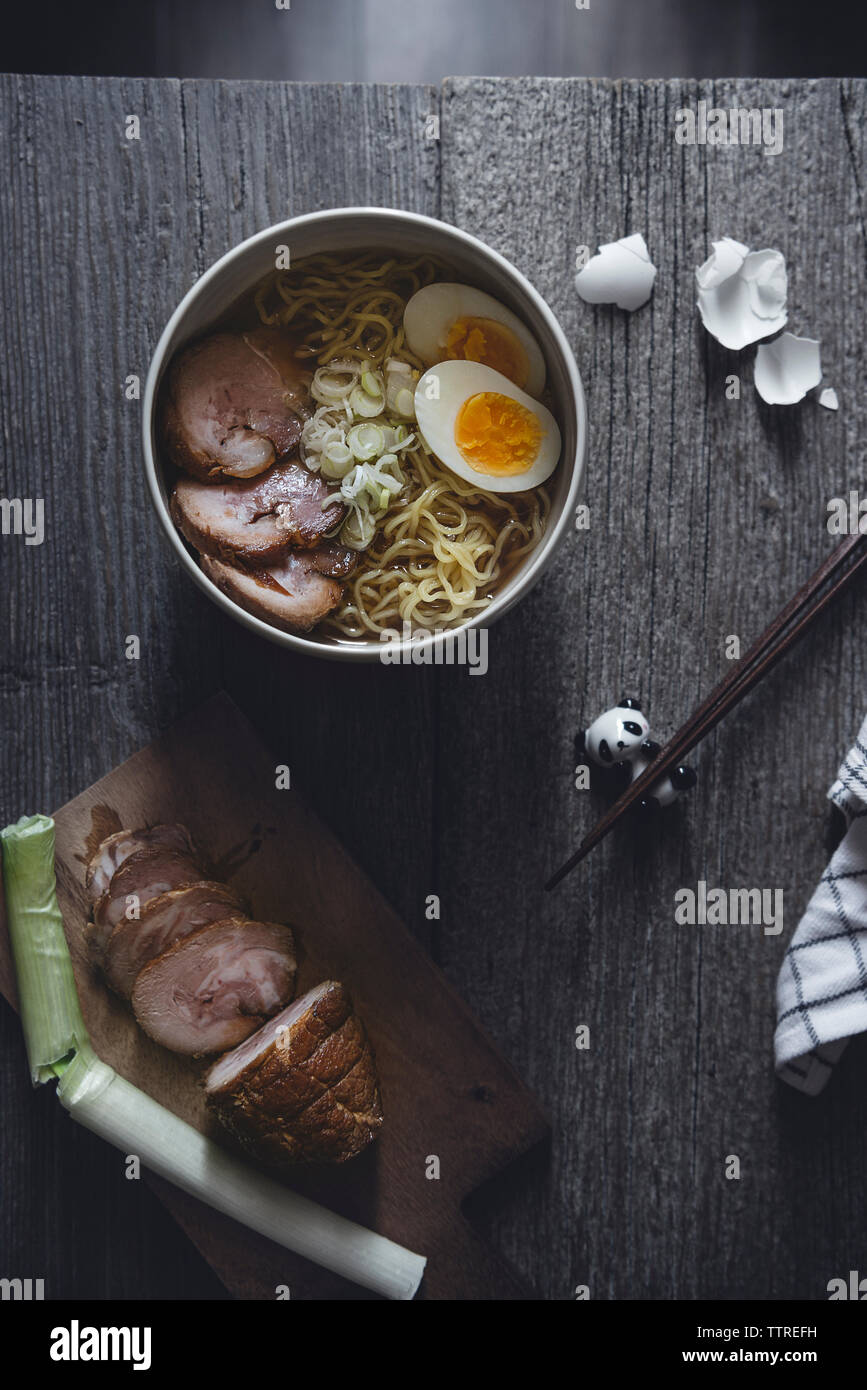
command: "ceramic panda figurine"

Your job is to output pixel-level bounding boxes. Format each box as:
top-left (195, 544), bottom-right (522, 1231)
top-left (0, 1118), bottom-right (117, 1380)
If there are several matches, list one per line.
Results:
top-left (577, 697), bottom-right (696, 811)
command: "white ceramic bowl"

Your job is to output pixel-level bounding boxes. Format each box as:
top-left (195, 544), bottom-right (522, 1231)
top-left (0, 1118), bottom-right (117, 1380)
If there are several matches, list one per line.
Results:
top-left (143, 208), bottom-right (586, 661)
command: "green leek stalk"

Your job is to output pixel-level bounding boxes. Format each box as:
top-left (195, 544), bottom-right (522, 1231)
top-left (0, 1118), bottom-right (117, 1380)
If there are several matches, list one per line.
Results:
top-left (1, 815), bottom-right (426, 1301)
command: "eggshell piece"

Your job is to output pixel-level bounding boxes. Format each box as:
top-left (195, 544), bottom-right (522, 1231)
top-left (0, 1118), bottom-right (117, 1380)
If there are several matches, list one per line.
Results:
top-left (695, 238), bottom-right (788, 350)
top-left (754, 333), bottom-right (822, 405)
top-left (574, 234), bottom-right (657, 311)
top-left (818, 387), bottom-right (839, 411)
top-left (696, 236), bottom-right (750, 290)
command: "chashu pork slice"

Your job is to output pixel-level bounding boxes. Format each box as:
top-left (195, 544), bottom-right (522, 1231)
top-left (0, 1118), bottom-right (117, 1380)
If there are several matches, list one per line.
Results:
top-left (205, 980), bottom-right (383, 1164)
top-left (201, 551), bottom-right (344, 634)
top-left (85, 823), bottom-right (196, 903)
top-left (171, 459), bottom-right (345, 567)
top-left (89, 846), bottom-right (203, 961)
top-left (162, 329), bottom-right (312, 482)
top-left (131, 917), bottom-right (298, 1056)
top-left (104, 880), bottom-right (245, 998)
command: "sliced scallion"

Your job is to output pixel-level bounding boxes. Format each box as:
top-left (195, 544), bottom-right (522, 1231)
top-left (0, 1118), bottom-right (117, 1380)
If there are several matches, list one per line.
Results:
top-left (320, 441), bottom-right (354, 480)
top-left (361, 371), bottom-right (383, 398)
top-left (349, 386), bottom-right (384, 419)
top-left (347, 423), bottom-right (384, 462)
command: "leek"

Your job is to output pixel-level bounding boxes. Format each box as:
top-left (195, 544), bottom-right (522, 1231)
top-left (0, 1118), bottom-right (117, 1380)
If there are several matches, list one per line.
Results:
top-left (0, 814), bottom-right (93, 1084)
top-left (0, 815), bottom-right (426, 1301)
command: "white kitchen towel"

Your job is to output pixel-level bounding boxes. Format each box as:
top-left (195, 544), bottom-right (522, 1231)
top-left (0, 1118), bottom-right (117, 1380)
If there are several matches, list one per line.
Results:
top-left (774, 716), bottom-right (867, 1095)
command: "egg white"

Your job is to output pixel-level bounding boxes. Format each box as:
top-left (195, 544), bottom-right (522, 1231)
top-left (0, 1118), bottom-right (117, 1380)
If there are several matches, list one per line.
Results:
top-left (404, 283), bottom-right (547, 398)
top-left (414, 361), bottom-right (561, 494)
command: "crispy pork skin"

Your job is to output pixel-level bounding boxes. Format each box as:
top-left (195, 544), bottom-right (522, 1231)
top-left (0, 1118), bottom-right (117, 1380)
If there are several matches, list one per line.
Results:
top-left (89, 846), bottom-right (203, 961)
top-left (162, 330), bottom-right (312, 482)
top-left (85, 824), bottom-right (195, 903)
top-left (131, 917), bottom-right (298, 1056)
top-left (205, 981), bottom-right (383, 1164)
top-left (200, 552), bottom-right (343, 634)
top-left (104, 880), bottom-right (244, 998)
top-left (171, 460), bottom-right (345, 567)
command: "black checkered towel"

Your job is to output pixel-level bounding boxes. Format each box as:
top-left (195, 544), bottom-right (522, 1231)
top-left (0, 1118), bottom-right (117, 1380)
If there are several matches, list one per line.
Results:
top-left (775, 717), bottom-right (867, 1095)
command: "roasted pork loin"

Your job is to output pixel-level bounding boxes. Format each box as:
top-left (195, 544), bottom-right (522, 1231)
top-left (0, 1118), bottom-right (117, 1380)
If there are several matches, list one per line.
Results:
top-left (205, 981), bottom-right (383, 1164)
top-left (132, 917), bottom-right (298, 1056)
top-left (104, 880), bottom-right (244, 998)
top-left (162, 329), bottom-right (312, 482)
top-left (89, 844), bottom-right (204, 959)
top-left (200, 552), bottom-right (344, 633)
top-left (85, 824), bottom-right (195, 903)
top-left (171, 460), bottom-right (345, 568)
top-left (86, 831), bottom-right (382, 1162)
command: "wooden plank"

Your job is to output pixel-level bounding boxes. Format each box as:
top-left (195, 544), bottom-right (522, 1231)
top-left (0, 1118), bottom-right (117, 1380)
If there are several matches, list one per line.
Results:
top-left (0, 73), bottom-right (442, 1298)
top-left (0, 693), bottom-right (549, 1300)
top-left (438, 76), bottom-right (867, 1299)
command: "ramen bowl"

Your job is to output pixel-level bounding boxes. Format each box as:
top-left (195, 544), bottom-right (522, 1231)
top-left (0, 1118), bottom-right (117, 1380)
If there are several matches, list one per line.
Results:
top-left (143, 207), bottom-right (586, 661)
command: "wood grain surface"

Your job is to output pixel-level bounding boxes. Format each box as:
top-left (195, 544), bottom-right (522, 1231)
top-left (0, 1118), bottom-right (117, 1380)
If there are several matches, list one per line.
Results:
top-left (1, 73), bottom-right (866, 1301)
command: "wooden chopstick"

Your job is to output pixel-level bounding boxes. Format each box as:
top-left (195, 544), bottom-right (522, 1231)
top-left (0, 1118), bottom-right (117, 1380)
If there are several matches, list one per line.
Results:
top-left (545, 530), bottom-right (867, 890)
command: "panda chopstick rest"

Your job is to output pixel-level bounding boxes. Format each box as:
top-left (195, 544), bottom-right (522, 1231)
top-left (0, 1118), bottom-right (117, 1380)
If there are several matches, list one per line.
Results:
top-left (578, 698), bottom-right (697, 811)
top-left (549, 532), bottom-right (867, 889)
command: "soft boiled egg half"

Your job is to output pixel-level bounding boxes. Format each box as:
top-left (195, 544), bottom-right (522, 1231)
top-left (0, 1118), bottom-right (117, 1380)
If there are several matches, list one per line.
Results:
top-left (404, 283), bottom-right (547, 398)
top-left (414, 361), bottom-right (561, 494)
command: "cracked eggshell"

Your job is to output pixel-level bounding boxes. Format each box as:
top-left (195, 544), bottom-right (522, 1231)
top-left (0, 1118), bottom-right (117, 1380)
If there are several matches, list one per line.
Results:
top-left (695, 238), bottom-right (788, 350)
top-left (819, 387), bottom-right (839, 411)
top-left (696, 236), bottom-right (750, 290)
top-left (754, 333), bottom-right (822, 405)
top-left (574, 233), bottom-right (657, 311)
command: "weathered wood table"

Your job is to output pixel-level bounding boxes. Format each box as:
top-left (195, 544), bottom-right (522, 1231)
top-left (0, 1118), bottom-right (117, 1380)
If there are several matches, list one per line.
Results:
top-left (1, 74), bottom-right (865, 1300)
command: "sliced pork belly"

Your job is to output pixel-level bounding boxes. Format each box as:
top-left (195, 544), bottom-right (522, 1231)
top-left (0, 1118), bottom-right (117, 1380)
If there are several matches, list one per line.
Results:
top-left (162, 329), bottom-right (312, 482)
top-left (131, 917), bottom-right (297, 1056)
top-left (89, 846), bottom-right (203, 960)
top-left (171, 460), bottom-right (345, 567)
top-left (205, 981), bottom-right (383, 1164)
top-left (85, 824), bottom-right (195, 903)
top-left (200, 552), bottom-right (343, 634)
top-left (104, 880), bottom-right (244, 998)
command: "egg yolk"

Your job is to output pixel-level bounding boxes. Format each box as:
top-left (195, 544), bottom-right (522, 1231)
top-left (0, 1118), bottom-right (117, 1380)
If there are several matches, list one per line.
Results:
top-left (445, 317), bottom-right (529, 388)
top-left (454, 392), bottom-right (544, 476)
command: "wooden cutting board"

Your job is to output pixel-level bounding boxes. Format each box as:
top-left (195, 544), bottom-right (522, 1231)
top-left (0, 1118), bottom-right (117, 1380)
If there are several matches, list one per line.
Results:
top-left (0, 692), bottom-right (548, 1300)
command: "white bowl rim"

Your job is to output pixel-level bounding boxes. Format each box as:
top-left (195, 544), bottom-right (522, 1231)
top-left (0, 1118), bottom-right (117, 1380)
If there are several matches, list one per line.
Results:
top-left (142, 206), bottom-right (587, 662)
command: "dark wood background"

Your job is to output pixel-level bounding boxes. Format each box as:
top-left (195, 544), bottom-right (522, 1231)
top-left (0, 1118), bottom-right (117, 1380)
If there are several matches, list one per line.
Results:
top-left (1, 73), bottom-right (865, 1300)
